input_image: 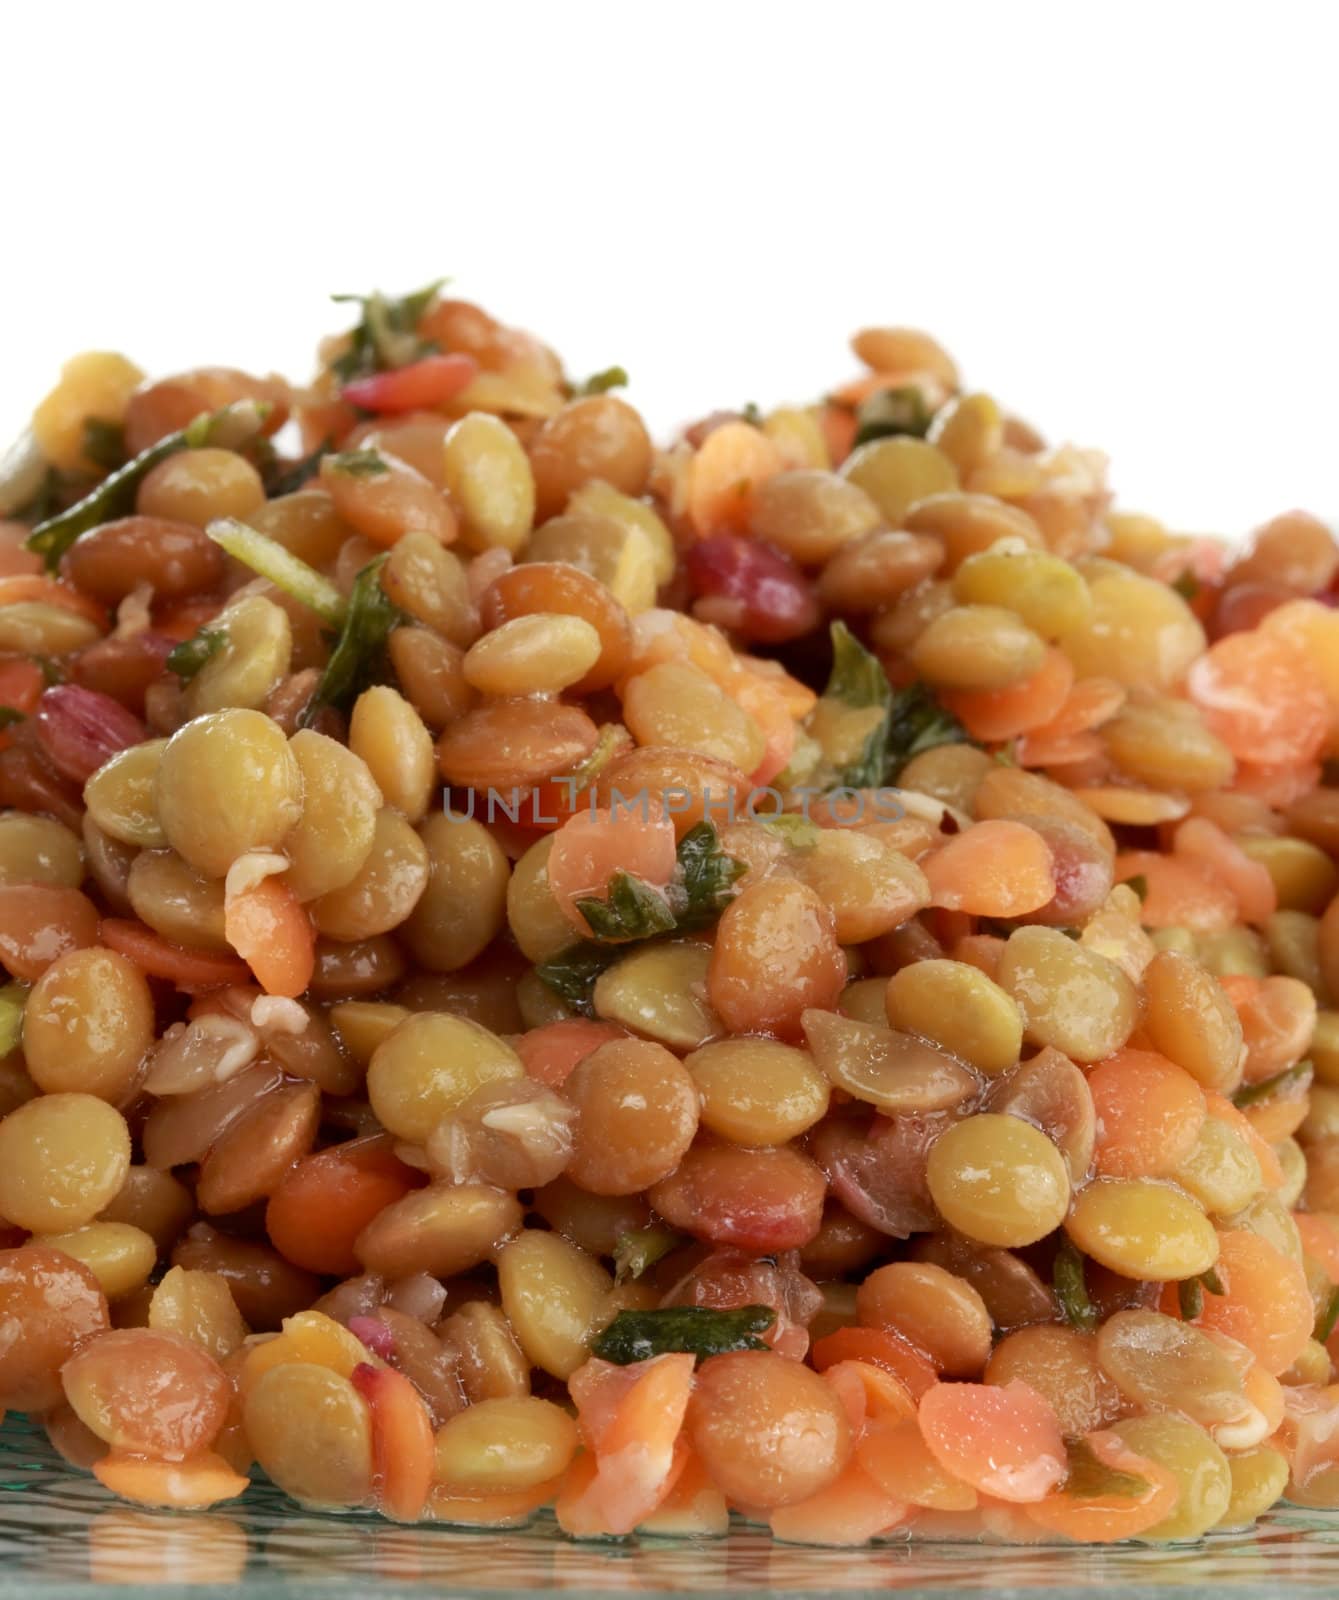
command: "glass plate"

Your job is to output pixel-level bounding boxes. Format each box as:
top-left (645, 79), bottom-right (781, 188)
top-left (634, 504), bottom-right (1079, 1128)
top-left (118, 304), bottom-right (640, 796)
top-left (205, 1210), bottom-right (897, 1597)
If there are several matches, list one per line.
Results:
top-left (3, 1414), bottom-right (1339, 1598)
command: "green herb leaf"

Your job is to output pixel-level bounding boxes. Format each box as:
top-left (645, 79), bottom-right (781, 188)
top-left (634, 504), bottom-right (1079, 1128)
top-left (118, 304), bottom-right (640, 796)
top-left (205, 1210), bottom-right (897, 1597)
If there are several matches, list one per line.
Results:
top-left (166, 629), bottom-right (227, 682)
top-left (36, 656), bottom-right (64, 687)
top-left (548, 724), bottom-right (629, 802)
top-left (575, 872), bottom-right (678, 943)
top-left (739, 402), bottom-right (765, 427)
top-left (266, 440), bottom-right (332, 497)
top-left (0, 707), bottom-right (25, 730)
top-left (1173, 571), bottom-right (1201, 602)
top-left (591, 1305), bottom-right (776, 1365)
top-left (818, 621), bottom-right (893, 789)
top-left (1232, 1060), bottom-right (1312, 1108)
top-left (757, 814), bottom-right (823, 850)
top-left (329, 279), bottom-right (447, 382)
top-left (27, 400), bottom-right (271, 571)
top-left (1062, 1437), bottom-right (1151, 1501)
top-left (851, 386), bottom-right (933, 447)
top-left (1053, 1239), bottom-right (1098, 1332)
top-left (0, 981), bottom-right (28, 1057)
top-left (1316, 1285), bottom-right (1339, 1345)
top-left (81, 418), bottom-right (126, 473)
top-left (994, 741), bottom-right (1019, 767)
top-left (1178, 1276), bottom-right (1204, 1321)
top-left (534, 942), bottom-right (619, 1017)
top-left (1124, 874), bottom-right (1149, 902)
top-left (574, 366), bottom-right (629, 397)
top-left (300, 556), bottom-right (403, 726)
top-left (536, 823), bottom-right (745, 1004)
top-left (887, 681), bottom-right (968, 778)
top-left (613, 1228), bottom-right (685, 1285)
top-left (673, 821), bottom-right (747, 932)
top-left (206, 517), bottom-right (347, 626)
top-left (326, 448), bottom-right (390, 479)
top-left (1179, 1266), bottom-right (1226, 1321)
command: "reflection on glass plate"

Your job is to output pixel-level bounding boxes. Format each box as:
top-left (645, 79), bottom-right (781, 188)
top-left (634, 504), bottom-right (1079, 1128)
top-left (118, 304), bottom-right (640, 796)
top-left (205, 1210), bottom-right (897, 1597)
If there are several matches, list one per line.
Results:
top-left (2, 1414), bottom-right (1339, 1597)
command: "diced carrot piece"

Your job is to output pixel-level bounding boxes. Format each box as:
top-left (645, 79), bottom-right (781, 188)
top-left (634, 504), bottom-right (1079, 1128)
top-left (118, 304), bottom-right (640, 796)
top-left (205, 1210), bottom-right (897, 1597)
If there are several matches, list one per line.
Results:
top-left (687, 423), bottom-right (784, 538)
top-left (560, 1354), bottom-right (695, 1535)
top-left (1029, 677), bottom-right (1127, 740)
top-left (1189, 630), bottom-right (1330, 767)
top-left (637, 1448), bottom-right (729, 1537)
top-left (1024, 1431), bottom-right (1178, 1542)
top-left (568, 1356), bottom-right (644, 1452)
top-left (917, 1381), bottom-right (1066, 1504)
top-left (1244, 1361), bottom-right (1286, 1439)
top-left (352, 1362), bottom-right (434, 1522)
top-left (1221, 974), bottom-right (1318, 1085)
top-left (809, 1328), bottom-right (936, 1400)
top-left (923, 819), bottom-right (1055, 917)
top-left (1192, 1230), bottom-right (1313, 1376)
top-left (769, 1459), bottom-right (909, 1546)
top-left (821, 1360), bottom-right (917, 1435)
top-left (739, 653), bottom-right (817, 719)
top-left (93, 1450), bottom-right (249, 1509)
top-left (1114, 852), bottom-right (1237, 932)
top-left (731, 669), bottom-right (796, 788)
top-left (858, 1416), bottom-right (978, 1510)
top-left (515, 1019), bottom-right (628, 1088)
top-left (1203, 1092), bottom-right (1285, 1189)
top-left (1088, 1048), bottom-right (1206, 1179)
top-left (1173, 817), bottom-right (1277, 924)
top-left (1232, 760), bottom-right (1321, 809)
top-left (1298, 1215), bottom-right (1339, 1284)
top-left (224, 877), bottom-right (315, 998)
top-left (820, 405), bottom-right (858, 468)
top-left (100, 918), bottom-right (252, 989)
top-left (942, 649), bottom-right (1074, 742)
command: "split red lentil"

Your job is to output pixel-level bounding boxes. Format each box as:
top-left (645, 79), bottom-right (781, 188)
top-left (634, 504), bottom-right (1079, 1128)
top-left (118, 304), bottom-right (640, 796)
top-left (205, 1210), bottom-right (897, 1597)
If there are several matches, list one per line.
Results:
top-left (0, 286), bottom-right (1337, 1547)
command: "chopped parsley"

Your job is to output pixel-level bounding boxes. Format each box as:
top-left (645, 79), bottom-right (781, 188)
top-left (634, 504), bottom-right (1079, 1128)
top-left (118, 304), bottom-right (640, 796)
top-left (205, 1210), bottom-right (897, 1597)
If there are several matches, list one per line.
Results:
top-left (535, 822), bottom-right (746, 1012)
top-left (1232, 1061), bottom-right (1312, 1108)
top-left (165, 629), bottom-right (227, 681)
top-left (851, 385), bottom-right (934, 447)
top-left (575, 871), bottom-right (678, 943)
top-left (613, 1228), bottom-right (686, 1285)
top-left (80, 418), bottom-right (127, 472)
top-left (1053, 1239), bottom-right (1098, 1332)
top-left (300, 556), bottom-right (404, 724)
top-left (591, 1305), bottom-right (775, 1365)
top-left (329, 279), bottom-right (446, 382)
top-left (325, 448), bottom-right (391, 479)
top-left (573, 366), bottom-right (629, 397)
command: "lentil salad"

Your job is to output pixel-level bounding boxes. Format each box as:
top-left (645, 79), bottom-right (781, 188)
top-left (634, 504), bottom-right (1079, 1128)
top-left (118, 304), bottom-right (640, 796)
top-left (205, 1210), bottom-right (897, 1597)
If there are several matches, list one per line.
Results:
top-left (0, 284), bottom-right (1337, 1544)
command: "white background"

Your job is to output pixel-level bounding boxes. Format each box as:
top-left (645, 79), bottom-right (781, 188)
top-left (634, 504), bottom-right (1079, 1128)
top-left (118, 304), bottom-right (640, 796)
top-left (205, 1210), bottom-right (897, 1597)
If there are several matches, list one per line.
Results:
top-left (3, 0), bottom-right (1335, 535)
